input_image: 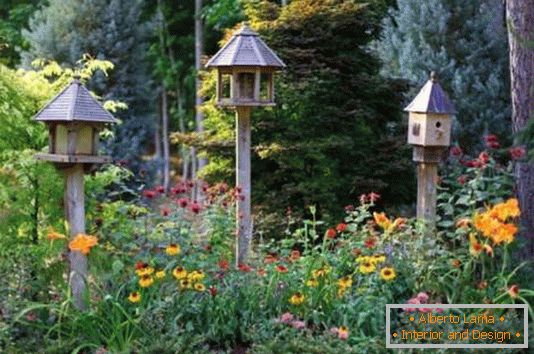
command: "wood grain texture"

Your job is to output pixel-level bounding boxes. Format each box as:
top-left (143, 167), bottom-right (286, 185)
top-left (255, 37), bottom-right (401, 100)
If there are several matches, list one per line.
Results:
top-left (236, 106), bottom-right (252, 265)
top-left (416, 162), bottom-right (438, 225)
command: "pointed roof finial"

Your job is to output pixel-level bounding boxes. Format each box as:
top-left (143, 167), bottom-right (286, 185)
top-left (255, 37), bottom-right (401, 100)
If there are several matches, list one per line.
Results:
top-left (430, 71), bottom-right (438, 83)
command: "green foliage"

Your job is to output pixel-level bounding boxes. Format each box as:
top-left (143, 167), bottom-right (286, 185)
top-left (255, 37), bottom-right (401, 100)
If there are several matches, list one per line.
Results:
top-left (377, 0), bottom-right (511, 152)
top-left (200, 0), bottom-right (414, 235)
top-left (0, 0), bottom-right (39, 67)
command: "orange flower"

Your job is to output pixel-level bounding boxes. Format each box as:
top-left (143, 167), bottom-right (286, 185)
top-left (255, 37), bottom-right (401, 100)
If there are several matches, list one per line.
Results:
top-left (451, 259), bottom-right (462, 268)
top-left (373, 212), bottom-right (392, 231)
top-left (276, 265), bottom-right (288, 273)
top-left (456, 218), bottom-right (471, 229)
top-left (68, 234), bottom-right (98, 255)
top-left (289, 250), bottom-right (301, 262)
top-left (325, 228), bottom-right (337, 239)
top-left (264, 254), bottom-right (277, 264)
top-left (47, 230), bottom-right (67, 241)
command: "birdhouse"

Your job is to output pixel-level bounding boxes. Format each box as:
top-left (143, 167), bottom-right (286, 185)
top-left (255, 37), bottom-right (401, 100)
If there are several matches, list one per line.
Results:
top-left (34, 78), bottom-right (117, 164)
top-left (206, 23), bottom-right (285, 107)
top-left (404, 72), bottom-right (454, 147)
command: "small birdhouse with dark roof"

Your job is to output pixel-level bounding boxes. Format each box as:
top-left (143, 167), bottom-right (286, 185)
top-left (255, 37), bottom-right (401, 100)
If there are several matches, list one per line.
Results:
top-left (206, 22), bottom-right (285, 107)
top-left (34, 78), bottom-right (117, 164)
top-left (405, 72), bottom-right (454, 147)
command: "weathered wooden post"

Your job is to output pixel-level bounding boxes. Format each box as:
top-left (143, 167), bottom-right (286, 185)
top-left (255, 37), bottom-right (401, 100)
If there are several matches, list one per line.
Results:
top-left (34, 77), bottom-right (116, 310)
top-left (405, 72), bottom-right (454, 225)
top-left (206, 23), bottom-right (285, 265)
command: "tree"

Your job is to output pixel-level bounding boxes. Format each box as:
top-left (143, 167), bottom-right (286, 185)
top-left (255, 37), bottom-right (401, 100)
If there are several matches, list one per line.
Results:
top-left (506, 0), bottom-right (534, 256)
top-left (0, 0), bottom-right (39, 67)
top-left (378, 0), bottom-right (511, 152)
top-left (198, 0), bottom-right (411, 234)
top-left (20, 0), bottom-right (155, 167)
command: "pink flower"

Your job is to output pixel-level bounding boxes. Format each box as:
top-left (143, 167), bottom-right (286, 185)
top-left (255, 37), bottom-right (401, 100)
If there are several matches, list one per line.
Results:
top-left (161, 207), bottom-right (171, 217)
top-left (416, 292), bottom-right (429, 303)
top-left (478, 151), bottom-right (490, 165)
top-left (330, 327), bottom-right (339, 335)
top-left (510, 147), bottom-right (526, 160)
top-left (291, 320), bottom-right (306, 329)
top-left (280, 312), bottom-right (294, 323)
top-left (368, 192), bottom-right (380, 203)
top-left (156, 185), bottom-right (165, 193)
top-left (142, 190), bottom-right (156, 199)
top-left (450, 146), bottom-right (463, 157)
top-left (403, 298), bottom-right (420, 312)
top-left (190, 202), bottom-right (201, 214)
top-left (177, 198), bottom-right (189, 208)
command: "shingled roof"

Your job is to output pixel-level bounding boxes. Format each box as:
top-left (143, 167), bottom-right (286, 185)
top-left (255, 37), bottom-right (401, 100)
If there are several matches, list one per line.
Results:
top-left (206, 23), bottom-right (285, 68)
top-left (34, 79), bottom-right (117, 123)
top-left (404, 73), bottom-right (455, 114)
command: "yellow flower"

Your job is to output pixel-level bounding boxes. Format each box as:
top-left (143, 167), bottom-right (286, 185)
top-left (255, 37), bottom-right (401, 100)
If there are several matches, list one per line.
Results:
top-left (179, 279), bottom-right (192, 289)
top-left (68, 234), bottom-right (98, 255)
top-left (380, 267), bottom-right (396, 281)
top-left (136, 265), bottom-right (154, 277)
top-left (490, 198), bottom-right (520, 221)
top-left (289, 292), bottom-right (305, 305)
top-left (139, 275), bottom-right (154, 288)
top-left (358, 261), bottom-right (376, 274)
top-left (312, 267), bottom-right (330, 278)
top-left (338, 326), bottom-right (349, 339)
top-left (188, 270), bottom-right (205, 282)
top-left (155, 270), bottom-right (166, 279)
top-left (338, 276), bottom-right (352, 288)
top-left (373, 212), bottom-right (392, 231)
top-left (193, 283), bottom-right (206, 292)
top-left (356, 256), bottom-right (371, 264)
top-left (128, 291), bottom-right (141, 303)
top-left (306, 278), bottom-right (319, 287)
top-left (165, 243), bottom-right (181, 256)
top-left (173, 266), bottom-right (188, 279)
top-left (47, 230), bottom-right (67, 241)
top-left (469, 233), bottom-right (482, 257)
top-left (337, 287), bottom-right (347, 298)
top-left (493, 223), bottom-right (517, 244)
top-left (371, 254), bottom-right (386, 264)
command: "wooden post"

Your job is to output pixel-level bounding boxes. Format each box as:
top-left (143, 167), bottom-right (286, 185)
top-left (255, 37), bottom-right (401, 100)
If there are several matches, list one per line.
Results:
top-left (65, 164), bottom-right (88, 311)
top-left (416, 162), bottom-right (438, 221)
top-left (236, 106), bottom-right (252, 265)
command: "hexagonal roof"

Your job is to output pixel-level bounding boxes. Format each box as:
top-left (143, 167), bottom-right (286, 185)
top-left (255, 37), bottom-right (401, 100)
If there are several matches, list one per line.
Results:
top-left (206, 23), bottom-right (285, 68)
top-left (404, 73), bottom-right (455, 114)
top-left (34, 79), bottom-right (117, 123)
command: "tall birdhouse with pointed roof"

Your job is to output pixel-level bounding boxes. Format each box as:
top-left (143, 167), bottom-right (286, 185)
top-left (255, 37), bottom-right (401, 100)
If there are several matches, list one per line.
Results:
top-left (405, 72), bottom-right (454, 147)
top-left (206, 23), bottom-right (285, 107)
top-left (34, 78), bottom-right (117, 164)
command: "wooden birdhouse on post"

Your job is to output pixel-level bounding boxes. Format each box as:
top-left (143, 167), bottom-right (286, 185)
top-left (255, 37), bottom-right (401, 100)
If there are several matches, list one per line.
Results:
top-left (405, 72), bottom-right (454, 224)
top-left (34, 78), bottom-right (117, 310)
top-left (206, 23), bottom-right (285, 265)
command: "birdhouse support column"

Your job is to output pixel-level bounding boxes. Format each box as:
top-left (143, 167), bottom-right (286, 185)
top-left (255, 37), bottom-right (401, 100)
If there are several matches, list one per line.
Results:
top-left (236, 106), bottom-right (252, 265)
top-left (413, 146), bottom-right (445, 225)
top-left (65, 164), bottom-right (88, 311)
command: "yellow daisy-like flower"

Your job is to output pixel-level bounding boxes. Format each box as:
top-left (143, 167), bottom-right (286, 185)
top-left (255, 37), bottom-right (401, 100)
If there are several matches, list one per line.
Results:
top-left (358, 261), bottom-right (376, 274)
top-left (136, 266), bottom-right (154, 277)
top-left (128, 291), bottom-right (141, 303)
top-left (179, 279), bottom-right (192, 289)
top-left (193, 283), bottom-right (206, 292)
top-left (173, 266), bottom-right (188, 279)
top-left (371, 254), bottom-right (386, 264)
top-left (306, 278), bottom-right (319, 288)
top-left (289, 292), bottom-right (305, 305)
top-left (165, 243), bottom-right (181, 256)
top-left (155, 270), bottom-right (166, 279)
top-left (139, 275), bottom-right (154, 288)
top-left (380, 267), bottom-right (396, 281)
top-left (68, 234), bottom-right (98, 255)
top-left (188, 270), bottom-right (205, 282)
top-left (47, 229), bottom-right (67, 241)
top-left (338, 276), bottom-right (352, 288)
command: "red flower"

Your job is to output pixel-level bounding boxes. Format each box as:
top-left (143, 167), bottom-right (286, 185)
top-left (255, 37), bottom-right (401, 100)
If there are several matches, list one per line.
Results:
top-left (326, 228), bottom-right (337, 239)
top-left (177, 198), bottom-right (189, 208)
top-left (336, 223), bottom-right (348, 233)
top-left (238, 263), bottom-right (252, 272)
top-left (156, 185), bottom-right (165, 193)
top-left (209, 286), bottom-right (218, 297)
top-left (135, 261), bottom-right (148, 270)
top-left (487, 141), bottom-right (500, 149)
top-left (364, 237), bottom-right (376, 249)
top-left (190, 202), bottom-right (201, 214)
top-left (450, 146), bottom-right (463, 157)
top-left (218, 259), bottom-right (229, 271)
top-left (276, 265), bottom-right (288, 273)
top-left (510, 147), bottom-right (526, 160)
top-left (187, 181), bottom-right (195, 188)
top-left (484, 134), bottom-right (498, 144)
top-left (368, 192), bottom-right (380, 203)
top-left (257, 268), bottom-right (267, 277)
top-left (289, 250), bottom-right (301, 262)
top-left (161, 207), bottom-right (171, 217)
top-left (478, 151), bottom-right (490, 165)
top-left (143, 190), bottom-right (156, 199)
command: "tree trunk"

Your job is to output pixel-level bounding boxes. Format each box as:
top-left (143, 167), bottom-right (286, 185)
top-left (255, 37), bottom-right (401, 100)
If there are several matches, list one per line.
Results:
top-left (195, 0), bottom-right (207, 173)
top-left (506, 0), bottom-right (534, 256)
top-left (161, 87), bottom-right (170, 191)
